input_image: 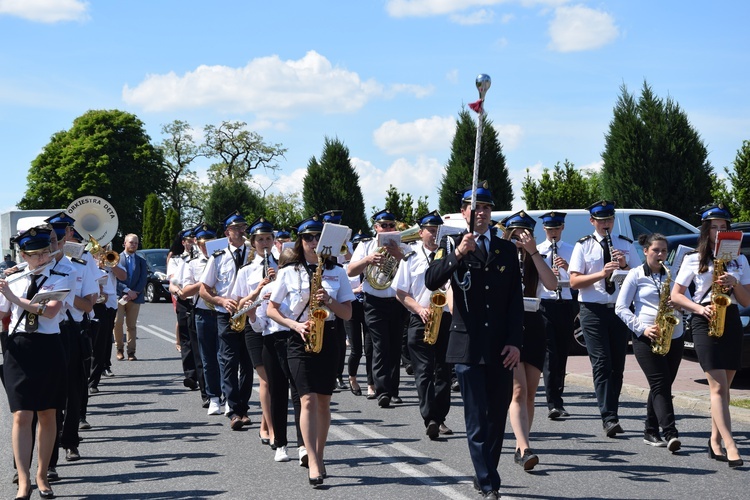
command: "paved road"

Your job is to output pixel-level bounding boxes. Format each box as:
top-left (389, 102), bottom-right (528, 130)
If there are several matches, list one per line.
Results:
top-left (1, 302), bottom-right (748, 499)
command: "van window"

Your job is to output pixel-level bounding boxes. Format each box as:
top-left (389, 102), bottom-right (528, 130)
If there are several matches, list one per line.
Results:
top-left (628, 214), bottom-right (695, 239)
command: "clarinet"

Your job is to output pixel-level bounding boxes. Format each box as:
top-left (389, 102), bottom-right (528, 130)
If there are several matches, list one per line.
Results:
top-left (604, 228), bottom-right (617, 284)
top-left (263, 248), bottom-right (274, 281)
top-left (518, 248), bottom-right (525, 293)
top-left (551, 238), bottom-right (562, 300)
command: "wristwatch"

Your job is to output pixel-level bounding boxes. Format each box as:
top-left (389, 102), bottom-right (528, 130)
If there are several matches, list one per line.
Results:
top-left (327, 297), bottom-right (333, 305)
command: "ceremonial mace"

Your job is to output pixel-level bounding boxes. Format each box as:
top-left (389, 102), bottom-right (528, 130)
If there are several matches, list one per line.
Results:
top-left (468, 74), bottom-right (491, 233)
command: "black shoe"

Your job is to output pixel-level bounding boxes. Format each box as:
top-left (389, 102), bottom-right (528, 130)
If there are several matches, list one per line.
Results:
top-left (350, 384), bottom-right (362, 396)
top-left (183, 378), bottom-right (198, 390)
top-left (12, 472), bottom-right (18, 484)
top-left (426, 420), bottom-right (439, 440)
top-left (404, 364), bottom-right (414, 375)
top-left (643, 433), bottom-right (666, 447)
top-left (46, 467), bottom-right (59, 482)
top-left (308, 475), bottom-right (324, 488)
top-left (451, 379), bottom-right (460, 392)
top-left (336, 377), bottom-right (348, 390)
top-left (547, 408), bottom-right (562, 420)
top-left (377, 394), bottom-right (391, 408)
top-left (78, 419), bottom-right (91, 430)
top-left (559, 407), bottom-right (570, 417)
top-left (366, 391), bottom-right (377, 400)
top-left (728, 458), bottom-right (744, 468)
top-left (202, 398), bottom-right (210, 409)
top-left (88, 386), bottom-right (99, 394)
top-left (604, 421), bottom-right (623, 438)
top-left (513, 448), bottom-right (522, 464)
top-left (481, 490), bottom-right (499, 499)
top-left (708, 439), bottom-right (728, 462)
top-left (439, 423), bottom-right (453, 435)
top-left (259, 432), bottom-right (271, 446)
top-left (65, 447), bottom-right (81, 461)
top-left (666, 437), bottom-right (681, 453)
top-left (103, 368), bottom-right (114, 377)
top-left (520, 449), bottom-right (539, 471)
top-left (390, 395), bottom-right (403, 404)
top-left (472, 475), bottom-right (481, 492)
top-left (38, 489), bottom-right (55, 499)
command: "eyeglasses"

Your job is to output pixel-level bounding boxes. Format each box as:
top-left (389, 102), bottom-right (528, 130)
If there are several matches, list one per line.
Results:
top-left (378, 223), bottom-right (396, 229)
top-left (301, 233), bottom-right (321, 242)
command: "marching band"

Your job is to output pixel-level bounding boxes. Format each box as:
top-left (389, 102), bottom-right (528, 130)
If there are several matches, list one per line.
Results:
top-left (1, 192), bottom-right (748, 499)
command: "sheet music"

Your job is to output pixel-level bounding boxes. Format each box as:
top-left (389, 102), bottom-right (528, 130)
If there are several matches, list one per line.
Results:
top-left (316, 223), bottom-right (350, 256)
top-left (377, 232), bottom-right (401, 247)
top-left (523, 297), bottom-right (541, 312)
top-left (610, 269), bottom-right (629, 286)
top-left (30, 289), bottom-right (71, 304)
top-left (63, 241), bottom-right (85, 259)
top-left (715, 230), bottom-right (742, 260)
top-left (204, 237), bottom-right (228, 256)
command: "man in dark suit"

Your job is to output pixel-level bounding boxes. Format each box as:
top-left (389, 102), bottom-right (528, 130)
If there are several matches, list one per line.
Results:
top-left (425, 181), bottom-right (523, 500)
top-left (115, 233), bottom-right (148, 361)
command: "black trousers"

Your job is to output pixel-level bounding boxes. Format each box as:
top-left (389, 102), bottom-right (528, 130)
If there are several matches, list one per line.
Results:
top-left (344, 300), bottom-right (373, 385)
top-left (540, 299), bottom-right (576, 410)
top-left (579, 302), bottom-right (630, 425)
top-left (263, 331), bottom-right (303, 448)
top-left (217, 314), bottom-right (253, 418)
top-left (364, 294), bottom-right (405, 398)
top-left (632, 333), bottom-right (683, 439)
top-left (406, 311), bottom-right (451, 426)
top-left (177, 299), bottom-right (206, 400)
top-left (59, 320), bottom-right (88, 450)
top-left (89, 304), bottom-right (115, 390)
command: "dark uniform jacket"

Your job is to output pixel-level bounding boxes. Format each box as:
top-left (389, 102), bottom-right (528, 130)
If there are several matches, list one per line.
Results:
top-left (425, 229), bottom-right (524, 365)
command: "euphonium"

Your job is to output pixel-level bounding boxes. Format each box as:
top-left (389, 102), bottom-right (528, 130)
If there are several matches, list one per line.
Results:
top-left (423, 289), bottom-right (447, 345)
top-left (305, 252), bottom-right (330, 353)
top-left (364, 225), bottom-right (418, 290)
top-left (709, 257), bottom-right (732, 338)
top-left (652, 261), bottom-right (680, 355)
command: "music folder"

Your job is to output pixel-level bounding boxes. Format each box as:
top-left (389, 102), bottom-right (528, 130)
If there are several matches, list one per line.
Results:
top-left (715, 230), bottom-right (742, 261)
top-left (316, 223), bottom-right (350, 256)
top-left (30, 289), bottom-right (71, 304)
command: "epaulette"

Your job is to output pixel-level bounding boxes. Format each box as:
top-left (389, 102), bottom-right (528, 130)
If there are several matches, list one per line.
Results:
top-left (240, 261), bottom-right (253, 269)
top-left (71, 257), bottom-right (86, 265)
top-left (687, 250), bottom-right (698, 255)
top-left (359, 236), bottom-right (374, 243)
top-left (617, 234), bottom-right (633, 243)
top-left (51, 269), bottom-right (69, 277)
top-left (577, 235), bottom-right (593, 244)
top-left (402, 251), bottom-right (416, 262)
top-left (212, 249), bottom-right (224, 258)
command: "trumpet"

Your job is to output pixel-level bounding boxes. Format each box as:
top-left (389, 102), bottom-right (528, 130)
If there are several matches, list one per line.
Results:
top-left (88, 235), bottom-right (120, 268)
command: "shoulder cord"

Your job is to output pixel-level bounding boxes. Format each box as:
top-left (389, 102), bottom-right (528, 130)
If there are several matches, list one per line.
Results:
top-left (446, 237), bottom-right (471, 311)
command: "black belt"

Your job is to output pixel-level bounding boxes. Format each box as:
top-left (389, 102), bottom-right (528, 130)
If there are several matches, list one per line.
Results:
top-left (364, 293), bottom-right (397, 302)
top-left (541, 298), bottom-right (573, 304)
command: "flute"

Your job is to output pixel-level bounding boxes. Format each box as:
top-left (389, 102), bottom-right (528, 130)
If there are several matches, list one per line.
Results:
top-left (230, 296), bottom-right (266, 321)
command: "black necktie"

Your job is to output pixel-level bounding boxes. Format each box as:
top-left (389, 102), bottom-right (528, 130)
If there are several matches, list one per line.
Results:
top-left (428, 251), bottom-right (436, 263)
top-left (25, 275), bottom-right (40, 332)
top-left (234, 248), bottom-right (242, 270)
top-left (601, 239), bottom-right (616, 295)
top-left (475, 235), bottom-right (487, 262)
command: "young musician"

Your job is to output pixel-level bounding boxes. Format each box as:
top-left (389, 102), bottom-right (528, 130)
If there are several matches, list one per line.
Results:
top-left (536, 211), bottom-right (576, 420)
top-left (616, 233), bottom-right (683, 452)
top-left (569, 200), bottom-right (640, 437)
top-left (425, 182), bottom-right (523, 499)
top-left (671, 204), bottom-right (749, 467)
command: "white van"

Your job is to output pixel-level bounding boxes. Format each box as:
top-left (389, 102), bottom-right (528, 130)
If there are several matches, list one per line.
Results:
top-left (441, 208), bottom-right (698, 261)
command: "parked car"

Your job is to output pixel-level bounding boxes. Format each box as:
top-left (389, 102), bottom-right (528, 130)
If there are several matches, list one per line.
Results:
top-left (664, 233), bottom-right (750, 370)
top-left (135, 249), bottom-right (171, 303)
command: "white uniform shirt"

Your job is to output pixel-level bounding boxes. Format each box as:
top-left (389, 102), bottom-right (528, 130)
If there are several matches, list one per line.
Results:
top-left (63, 256), bottom-right (99, 322)
top-left (536, 239), bottom-right (574, 300)
top-left (200, 244), bottom-right (248, 314)
top-left (231, 252), bottom-right (279, 301)
top-left (569, 231), bottom-right (640, 304)
top-left (350, 237), bottom-right (403, 298)
top-left (179, 253), bottom-right (210, 310)
top-left (99, 266), bottom-right (118, 309)
top-left (674, 253), bottom-right (750, 304)
top-left (270, 262), bottom-right (356, 322)
top-left (616, 264), bottom-right (684, 339)
top-left (249, 280), bottom-right (292, 336)
top-left (0, 265), bottom-right (74, 334)
top-left (394, 241), bottom-right (448, 310)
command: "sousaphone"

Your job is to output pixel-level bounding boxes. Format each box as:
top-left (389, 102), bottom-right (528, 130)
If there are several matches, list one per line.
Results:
top-left (66, 195), bottom-right (119, 246)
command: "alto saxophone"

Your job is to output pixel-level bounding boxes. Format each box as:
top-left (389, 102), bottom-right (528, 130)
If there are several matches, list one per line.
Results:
top-left (651, 261), bottom-right (680, 355)
top-left (305, 252), bottom-right (330, 353)
top-left (708, 257), bottom-right (732, 337)
top-left (423, 289), bottom-right (447, 345)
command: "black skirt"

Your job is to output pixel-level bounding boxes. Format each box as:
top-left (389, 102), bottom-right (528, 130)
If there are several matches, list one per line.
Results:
top-left (3, 332), bottom-right (67, 412)
top-left (245, 329), bottom-right (265, 368)
top-left (287, 322), bottom-right (339, 396)
top-left (521, 310), bottom-right (546, 372)
top-left (691, 304), bottom-right (743, 371)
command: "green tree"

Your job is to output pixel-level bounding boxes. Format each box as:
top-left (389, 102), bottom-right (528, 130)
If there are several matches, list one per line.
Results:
top-left (142, 193), bottom-right (165, 249)
top-left (203, 177), bottom-right (264, 232)
top-left (264, 192), bottom-right (304, 231)
top-left (438, 109), bottom-right (513, 214)
top-left (726, 140), bottom-right (750, 221)
top-left (19, 109), bottom-right (167, 242)
top-left (382, 185), bottom-right (430, 226)
top-left (521, 160), bottom-right (598, 210)
top-left (601, 82), bottom-right (713, 224)
top-left (204, 121), bottom-right (286, 182)
top-left (302, 137), bottom-right (369, 233)
top-left (162, 208), bottom-right (181, 249)
top-left (158, 119), bottom-right (206, 217)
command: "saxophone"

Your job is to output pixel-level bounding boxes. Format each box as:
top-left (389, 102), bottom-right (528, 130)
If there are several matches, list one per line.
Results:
top-left (708, 257), bottom-right (731, 338)
top-left (423, 289), bottom-right (447, 345)
top-left (305, 253), bottom-right (330, 353)
top-left (651, 261), bottom-right (680, 355)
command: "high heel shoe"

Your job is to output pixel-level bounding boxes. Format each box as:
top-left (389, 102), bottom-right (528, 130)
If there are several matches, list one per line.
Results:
top-left (708, 439), bottom-right (728, 462)
top-left (728, 457), bottom-right (744, 468)
top-left (38, 488), bottom-right (55, 499)
top-left (258, 432), bottom-right (270, 446)
top-left (308, 475), bottom-right (324, 488)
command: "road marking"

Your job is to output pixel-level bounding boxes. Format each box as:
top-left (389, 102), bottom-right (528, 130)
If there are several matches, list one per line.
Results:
top-left (139, 323), bottom-right (175, 344)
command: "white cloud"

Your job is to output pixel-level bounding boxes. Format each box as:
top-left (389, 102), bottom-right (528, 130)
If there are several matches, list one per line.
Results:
top-left (252, 167), bottom-right (307, 196)
top-left (445, 69), bottom-right (459, 84)
top-left (0, 0), bottom-right (88, 23)
top-left (353, 156), bottom-right (445, 211)
top-left (495, 123), bottom-right (523, 151)
top-left (548, 5), bottom-right (619, 52)
top-left (450, 8), bottom-right (494, 25)
top-left (123, 51), bottom-right (426, 117)
top-left (373, 116), bottom-right (456, 155)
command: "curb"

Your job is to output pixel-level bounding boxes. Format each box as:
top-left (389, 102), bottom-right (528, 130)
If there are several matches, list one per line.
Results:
top-left (565, 373), bottom-right (750, 425)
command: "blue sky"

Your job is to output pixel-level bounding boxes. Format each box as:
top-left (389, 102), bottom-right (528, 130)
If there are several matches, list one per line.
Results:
top-left (1, 0), bottom-right (748, 217)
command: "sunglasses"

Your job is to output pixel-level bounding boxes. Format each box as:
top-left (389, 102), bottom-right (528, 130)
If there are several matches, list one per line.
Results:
top-left (378, 222), bottom-right (396, 229)
top-left (301, 233), bottom-right (321, 242)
